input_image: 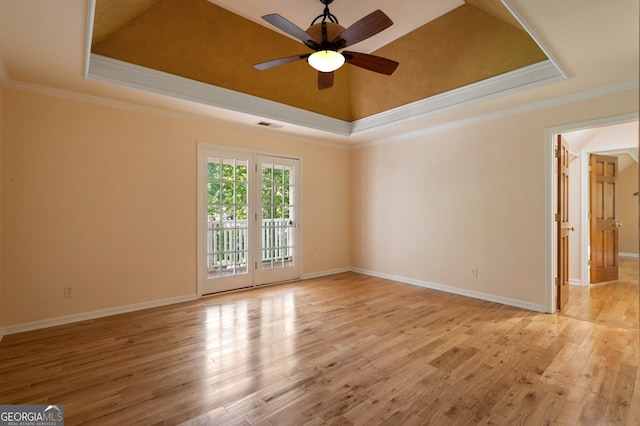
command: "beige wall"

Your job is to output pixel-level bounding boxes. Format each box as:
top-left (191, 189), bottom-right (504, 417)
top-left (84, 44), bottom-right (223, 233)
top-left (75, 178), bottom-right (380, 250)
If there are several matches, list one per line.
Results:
top-left (1, 89), bottom-right (350, 327)
top-left (0, 85), bottom-right (3, 331)
top-left (1, 85), bottom-right (637, 328)
top-left (350, 89), bottom-right (638, 308)
top-left (619, 161), bottom-right (639, 255)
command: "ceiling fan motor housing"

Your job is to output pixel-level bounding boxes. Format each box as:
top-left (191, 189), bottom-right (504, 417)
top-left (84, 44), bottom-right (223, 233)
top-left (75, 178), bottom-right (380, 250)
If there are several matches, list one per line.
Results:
top-left (306, 22), bottom-right (346, 48)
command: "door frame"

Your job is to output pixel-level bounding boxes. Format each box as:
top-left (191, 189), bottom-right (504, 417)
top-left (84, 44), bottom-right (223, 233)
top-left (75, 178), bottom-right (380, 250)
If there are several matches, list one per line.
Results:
top-left (545, 112), bottom-right (638, 312)
top-left (196, 142), bottom-right (303, 297)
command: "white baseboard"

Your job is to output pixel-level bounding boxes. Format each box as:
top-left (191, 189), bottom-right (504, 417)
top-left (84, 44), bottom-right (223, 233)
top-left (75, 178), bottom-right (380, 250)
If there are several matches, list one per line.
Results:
top-left (351, 267), bottom-right (547, 313)
top-left (301, 267), bottom-right (351, 280)
top-left (569, 278), bottom-right (583, 286)
top-left (1, 294), bottom-right (198, 337)
top-left (0, 265), bottom-right (553, 337)
top-left (619, 252), bottom-right (639, 259)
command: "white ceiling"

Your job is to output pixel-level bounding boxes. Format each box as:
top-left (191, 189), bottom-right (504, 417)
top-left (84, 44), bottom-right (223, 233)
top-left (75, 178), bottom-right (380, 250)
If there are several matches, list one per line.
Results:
top-left (0, 0), bottom-right (638, 146)
top-left (564, 121), bottom-right (639, 170)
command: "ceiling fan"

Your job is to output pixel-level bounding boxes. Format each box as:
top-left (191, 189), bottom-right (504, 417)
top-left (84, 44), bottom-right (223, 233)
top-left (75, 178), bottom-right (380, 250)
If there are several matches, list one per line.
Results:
top-left (254, 0), bottom-right (399, 90)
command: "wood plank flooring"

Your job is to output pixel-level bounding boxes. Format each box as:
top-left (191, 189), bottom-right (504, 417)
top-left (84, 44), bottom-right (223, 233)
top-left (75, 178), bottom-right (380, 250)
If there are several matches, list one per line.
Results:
top-left (562, 257), bottom-right (639, 330)
top-left (1, 273), bottom-right (639, 425)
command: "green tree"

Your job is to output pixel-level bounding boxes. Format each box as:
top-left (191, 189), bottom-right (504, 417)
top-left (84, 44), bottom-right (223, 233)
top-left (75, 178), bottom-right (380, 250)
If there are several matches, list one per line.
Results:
top-left (207, 159), bottom-right (293, 221)
top-left (261, 164), bottom-right (291, 219)
top-left (208, 158), bottom-right (248, 221)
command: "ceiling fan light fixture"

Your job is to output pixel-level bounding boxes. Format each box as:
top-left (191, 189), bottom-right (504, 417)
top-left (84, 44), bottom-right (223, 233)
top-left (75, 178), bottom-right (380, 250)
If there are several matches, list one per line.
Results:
top-left (308, 50), bottom-right (345, 72)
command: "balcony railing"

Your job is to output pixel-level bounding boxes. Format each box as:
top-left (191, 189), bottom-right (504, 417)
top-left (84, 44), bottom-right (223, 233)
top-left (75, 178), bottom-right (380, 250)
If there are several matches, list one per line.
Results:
top-left (207, 219), bottom-right (293, 276)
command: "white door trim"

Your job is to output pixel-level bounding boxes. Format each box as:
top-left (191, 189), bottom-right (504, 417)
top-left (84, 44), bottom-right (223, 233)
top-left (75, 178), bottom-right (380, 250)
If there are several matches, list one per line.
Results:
top-left (196, 142), bottom-right (303, 297)
top-left (545, 112), bottom-right (638, 312)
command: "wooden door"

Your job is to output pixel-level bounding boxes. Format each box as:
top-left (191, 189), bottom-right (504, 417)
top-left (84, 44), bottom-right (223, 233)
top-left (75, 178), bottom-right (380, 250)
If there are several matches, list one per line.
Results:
top-left (589, 154), bottom-right (620, 283)
top-left (557, 135), bottom-right (570, 310)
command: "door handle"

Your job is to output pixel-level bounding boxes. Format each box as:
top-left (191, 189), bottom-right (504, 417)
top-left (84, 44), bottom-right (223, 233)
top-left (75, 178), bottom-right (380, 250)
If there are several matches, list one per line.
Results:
top-left (288, 220), bottom-right (299, 228)
top-left (613, 222), bottom-right (623, 228)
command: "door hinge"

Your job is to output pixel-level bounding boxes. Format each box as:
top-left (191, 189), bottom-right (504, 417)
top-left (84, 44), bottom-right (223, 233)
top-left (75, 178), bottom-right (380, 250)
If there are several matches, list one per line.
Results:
top-left (555, 277), bottom-right (560, 286)
top-left (554, 213), bottom-right (560, 222)
top-left (588, 260), bottom-right (592, 267)
top-left (588, 164), bottom-right (592, 172)
top-left (255, 262), bottom-right (258, 270)
top-left (554, 149), bottom-right (560, 158)
top-left (588, 212), bottom-right (592, 220)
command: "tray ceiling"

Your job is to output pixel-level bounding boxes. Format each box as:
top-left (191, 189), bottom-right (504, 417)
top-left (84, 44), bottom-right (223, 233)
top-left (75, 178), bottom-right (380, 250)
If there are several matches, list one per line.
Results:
top-left (89, 0), bottom-right (556, 129)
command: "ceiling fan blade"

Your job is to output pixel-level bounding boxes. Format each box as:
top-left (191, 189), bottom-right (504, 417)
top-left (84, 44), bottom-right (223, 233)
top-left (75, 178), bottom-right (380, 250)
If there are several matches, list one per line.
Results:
top-left (262, 14), bottom-right (321, 48)
top-left (332, 10), bottom-right (393, 48)
top-left (318, 71), bottom-right (334, 90)
top-left (254, 54), bottom-right (310, 70)
top-left (343, 51), bottom-right (399, 75)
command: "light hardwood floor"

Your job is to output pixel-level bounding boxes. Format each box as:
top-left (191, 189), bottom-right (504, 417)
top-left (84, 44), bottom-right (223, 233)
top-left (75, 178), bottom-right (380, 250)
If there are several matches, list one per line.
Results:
top-left (562, 257), bottom-right (639, 330)
top-left (1, 273), bottom-right (639, 425)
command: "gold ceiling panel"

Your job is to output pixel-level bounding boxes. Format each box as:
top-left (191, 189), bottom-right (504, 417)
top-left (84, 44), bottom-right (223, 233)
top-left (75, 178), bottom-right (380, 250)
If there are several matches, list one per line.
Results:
top-left (350, 4), bottom-right (547, 120)
top-left (93, 0), bottom-right (161, 44)
top-left (92, 0), bottom-right (353, 120)
top-left (464, 0), bottom-right (525, 30)
top-left (92, 0), bottom-right (547, 121)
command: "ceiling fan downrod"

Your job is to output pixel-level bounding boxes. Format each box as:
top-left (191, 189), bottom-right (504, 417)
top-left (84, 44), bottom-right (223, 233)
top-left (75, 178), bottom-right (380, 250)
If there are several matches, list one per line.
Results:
top-left (311, 0), bottom-right (339, 25)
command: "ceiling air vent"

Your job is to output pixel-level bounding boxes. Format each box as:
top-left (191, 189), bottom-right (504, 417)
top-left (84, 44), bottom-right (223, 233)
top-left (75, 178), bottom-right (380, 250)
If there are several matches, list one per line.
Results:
top-left (257, 121), bottom-right (283, 129)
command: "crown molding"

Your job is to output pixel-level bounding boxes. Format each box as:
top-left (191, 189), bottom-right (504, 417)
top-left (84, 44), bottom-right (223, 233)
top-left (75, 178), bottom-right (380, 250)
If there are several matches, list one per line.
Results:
top-left (87, 54), bottom-right (352, 136)
top-left (83, 0), bottom-right (569, 138)
top-left (501, 0), bottom-right (569, 80)
top-left (87, 54), bottom-right (567, 138)
top-left (4, 77), bottom-right (350, 150)
top-left (84, 0), bottom-right (96, 79)
top-left (6, 53), bottom-right (636, 150)
top-left (350, 60), bottom-right (565, 135)
top-left (357, 80), bottom-right (639, 148)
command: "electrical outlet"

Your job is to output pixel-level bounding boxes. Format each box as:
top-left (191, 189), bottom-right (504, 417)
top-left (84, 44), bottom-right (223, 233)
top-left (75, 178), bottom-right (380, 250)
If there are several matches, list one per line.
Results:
top-left (64, 286), bottom-right (74, 298)
top-left (470, 267), bottom-right (478, 278)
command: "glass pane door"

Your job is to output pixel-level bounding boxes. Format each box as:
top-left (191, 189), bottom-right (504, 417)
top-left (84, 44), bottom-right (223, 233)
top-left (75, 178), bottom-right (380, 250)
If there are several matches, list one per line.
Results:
top-left (198, 147), bottom-right (300, 295)
top-left (202, 154), bottom-right (252, 293)
top-left (255, 156), bottom-right (300, 285)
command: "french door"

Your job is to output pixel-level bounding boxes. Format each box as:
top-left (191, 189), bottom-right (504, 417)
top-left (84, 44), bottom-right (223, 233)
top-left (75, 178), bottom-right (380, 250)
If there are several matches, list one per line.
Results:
top-left (255, 155), bottom-right (300, 285)
top-left (198, 145), bottom-right (300, 295)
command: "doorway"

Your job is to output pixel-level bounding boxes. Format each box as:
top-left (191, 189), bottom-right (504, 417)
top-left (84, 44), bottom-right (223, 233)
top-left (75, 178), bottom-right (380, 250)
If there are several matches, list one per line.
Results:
top-left (548, 115), bottom-right (638, 325)
top-left (197, 144), bottom-right (301, 295)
